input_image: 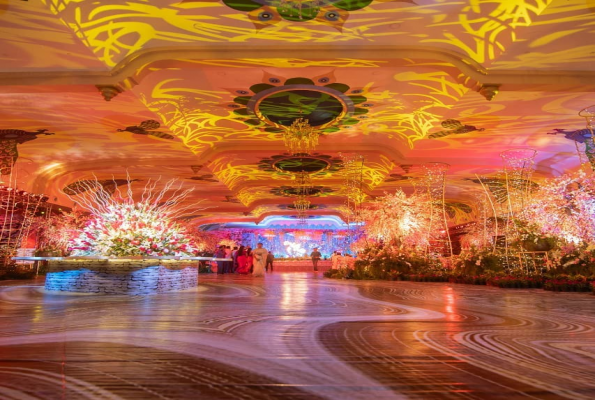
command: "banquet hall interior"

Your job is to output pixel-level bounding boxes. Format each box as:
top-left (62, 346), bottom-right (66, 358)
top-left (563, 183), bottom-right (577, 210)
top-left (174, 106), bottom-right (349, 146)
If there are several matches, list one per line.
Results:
top-left (1, 0), bottom-right (595, 399)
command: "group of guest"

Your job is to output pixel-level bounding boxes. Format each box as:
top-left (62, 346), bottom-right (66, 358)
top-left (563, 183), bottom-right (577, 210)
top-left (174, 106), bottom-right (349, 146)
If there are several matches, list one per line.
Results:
top-left (309, 248), bottom-right (356, 271)
top-left (330, 251), bottom-right (355, 270)
top-left (214, 243), bottom-right (273, 277)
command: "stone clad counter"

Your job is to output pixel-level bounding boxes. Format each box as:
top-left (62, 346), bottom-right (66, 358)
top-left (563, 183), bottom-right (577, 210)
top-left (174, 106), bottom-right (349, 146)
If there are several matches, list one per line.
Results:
top-left (43, 259), bottom-right (199, 295)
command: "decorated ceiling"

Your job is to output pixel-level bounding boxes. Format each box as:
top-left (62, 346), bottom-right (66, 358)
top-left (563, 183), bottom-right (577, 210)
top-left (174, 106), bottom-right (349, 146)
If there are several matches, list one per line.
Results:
top-left (1, 0), bottom-right (594, 226)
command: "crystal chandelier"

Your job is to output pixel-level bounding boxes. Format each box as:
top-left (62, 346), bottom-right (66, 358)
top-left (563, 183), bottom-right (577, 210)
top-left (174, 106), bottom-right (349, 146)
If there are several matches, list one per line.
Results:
top-left (294, 196), bottom-right (310, 224)
top-left (295, 171), bottom-right (312, 196)
top-left (293, 171), bottom-right (312, 224)
top-left (283, 118), bottom-right (319, 155)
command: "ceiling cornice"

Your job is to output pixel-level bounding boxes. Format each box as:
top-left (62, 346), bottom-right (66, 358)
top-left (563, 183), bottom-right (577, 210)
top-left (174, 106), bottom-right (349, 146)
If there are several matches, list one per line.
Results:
top-left (2, 45), bottom-right (595, 98)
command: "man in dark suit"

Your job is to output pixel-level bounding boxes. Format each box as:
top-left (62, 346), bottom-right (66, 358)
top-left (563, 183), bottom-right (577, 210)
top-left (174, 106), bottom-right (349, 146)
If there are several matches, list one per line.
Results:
top-left (310, 248), bottom-right (321, 271)
top-left (265, 252), bottom-right (274, 272)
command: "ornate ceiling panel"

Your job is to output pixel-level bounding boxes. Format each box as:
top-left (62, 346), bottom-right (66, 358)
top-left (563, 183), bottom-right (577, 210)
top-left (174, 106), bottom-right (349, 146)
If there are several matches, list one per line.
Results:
top-left (0, 0), bottom-right (594, 225)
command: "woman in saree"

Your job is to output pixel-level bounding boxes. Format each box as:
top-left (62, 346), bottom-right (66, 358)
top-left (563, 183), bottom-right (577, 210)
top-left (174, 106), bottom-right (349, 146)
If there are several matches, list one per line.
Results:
top-left (236, 246), bottom-right (249, 274)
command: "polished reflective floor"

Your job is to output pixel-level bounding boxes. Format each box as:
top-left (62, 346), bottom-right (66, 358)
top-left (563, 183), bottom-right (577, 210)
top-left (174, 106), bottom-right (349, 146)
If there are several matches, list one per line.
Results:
top-left (1, 273), bottom-right (594, 399)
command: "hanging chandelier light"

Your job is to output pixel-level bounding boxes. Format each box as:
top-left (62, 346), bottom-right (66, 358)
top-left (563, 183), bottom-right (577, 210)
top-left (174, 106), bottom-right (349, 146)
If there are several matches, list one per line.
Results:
top-left (294, 195), bottom-right (310, 225)
top-left (295, 171), bottom-right (312, 196)
top-left (293, 170), bottom-right (312, 224)
top-left (293, 196), bottom-right (311, 213)
top-left (283, 118), bottom-right (319, 155)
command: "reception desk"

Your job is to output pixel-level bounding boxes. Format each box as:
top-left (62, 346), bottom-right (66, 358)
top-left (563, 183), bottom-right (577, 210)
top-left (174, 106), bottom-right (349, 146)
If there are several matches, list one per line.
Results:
top-left (13, 256), bottom-right (230, 295)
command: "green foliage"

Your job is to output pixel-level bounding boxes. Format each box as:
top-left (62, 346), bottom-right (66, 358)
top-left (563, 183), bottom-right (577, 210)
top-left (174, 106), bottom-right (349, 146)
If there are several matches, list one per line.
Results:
top-left (487, 275), bottom-right (544, 289)
top-left (323, 268), bottom-right (354, 279)
top-left (543, 275), bottom-right (595, 292)
top-left (328, 246), bottom-right (437, 280)
top-left (452, 247), bottom-right (504, 276)
top-left (0, 264), bottom-right (36, 280)
top-left (222, 0), bottom-right (261, 12)
top-left (334, 0), bottom-right (374, 11)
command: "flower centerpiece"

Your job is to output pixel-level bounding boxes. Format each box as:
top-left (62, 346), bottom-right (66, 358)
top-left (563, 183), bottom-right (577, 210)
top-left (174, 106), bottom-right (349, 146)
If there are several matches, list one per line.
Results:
top-left (68, 176), bottom-right (202, 257)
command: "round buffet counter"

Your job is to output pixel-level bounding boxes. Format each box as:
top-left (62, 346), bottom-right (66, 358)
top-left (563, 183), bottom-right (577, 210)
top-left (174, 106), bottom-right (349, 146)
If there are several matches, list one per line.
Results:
top-left (13, 256), bottom-right (230, 295)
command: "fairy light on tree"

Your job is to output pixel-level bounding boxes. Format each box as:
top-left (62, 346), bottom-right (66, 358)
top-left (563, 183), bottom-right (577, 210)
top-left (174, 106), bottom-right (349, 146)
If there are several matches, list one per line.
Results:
top-left (522, 169), bottom-right (595, 245)
top-left (0, 164), bottom-right (48, 267)
top-left (67, 174), bottom-right (203, 257)
top-left (361, 189), bottom-right (430, 250)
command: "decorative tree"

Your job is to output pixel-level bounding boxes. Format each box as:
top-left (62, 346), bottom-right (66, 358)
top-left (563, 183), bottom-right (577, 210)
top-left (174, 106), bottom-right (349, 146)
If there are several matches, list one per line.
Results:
top-left (30, 210), bottom-right (88, 256)
top-left (361, 189), bottom-right (431, 249)
top-left (67, 176), bottom-right (202, 257)
top-left (522, 169), bottom-right (595, 245)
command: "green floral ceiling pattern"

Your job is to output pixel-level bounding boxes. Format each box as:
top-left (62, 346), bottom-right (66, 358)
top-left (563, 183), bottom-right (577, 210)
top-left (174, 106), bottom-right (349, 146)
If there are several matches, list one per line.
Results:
top-left (231, 76), bottom-right (370, 134)
top-left (258, 153), bottom-right (344, 176)
top-left (207, 0), bottom-right (413, 30)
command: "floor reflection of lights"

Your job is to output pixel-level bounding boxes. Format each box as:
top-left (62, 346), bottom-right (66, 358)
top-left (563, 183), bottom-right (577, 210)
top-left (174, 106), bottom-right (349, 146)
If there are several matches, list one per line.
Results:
top-left (0, 274), bottom-right (594, 399)
top-left (279, 273), bottom-right (310, 311)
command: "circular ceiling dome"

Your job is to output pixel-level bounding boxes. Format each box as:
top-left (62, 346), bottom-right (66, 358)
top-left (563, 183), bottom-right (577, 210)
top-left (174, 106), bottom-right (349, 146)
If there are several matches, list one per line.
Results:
top-left (272, 156), bottom-right (331, 173)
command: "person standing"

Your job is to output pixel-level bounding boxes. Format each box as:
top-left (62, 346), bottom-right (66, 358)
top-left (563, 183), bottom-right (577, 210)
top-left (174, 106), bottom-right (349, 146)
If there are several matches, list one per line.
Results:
top-left (215, 245), bottom-right (226, 274)
top-left (252, 243), bottom-right (268, 277)
top-left (265, 252), bottom-right (274, 273)
top-left (246, 247), bottom-right (254, 273)
top-left (231, 246), bottom-right (239, 273)
top-left (331, 251), bottom-right (340, 270)
top-left (236, 246), bottom-right (249, 274)
top-left (310, 247), bottom-right (322, 271)
top-left (224, 246), bottom-right (232, 274)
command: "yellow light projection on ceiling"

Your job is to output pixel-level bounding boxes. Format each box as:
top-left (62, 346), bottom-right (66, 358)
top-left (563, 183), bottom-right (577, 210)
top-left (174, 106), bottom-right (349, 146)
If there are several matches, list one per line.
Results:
top-left (236, 187), bottom-right (278, 206)
top-left (139, 80), bottom-right (280, 154)
top-left (422, 0), bottom-right (554, 64)
top-left (209, 156), bottom-right (275, 191)
top-left (40, 0), bottom-right (561, 68)
top-left (136, 62), bottom-right (474, 162)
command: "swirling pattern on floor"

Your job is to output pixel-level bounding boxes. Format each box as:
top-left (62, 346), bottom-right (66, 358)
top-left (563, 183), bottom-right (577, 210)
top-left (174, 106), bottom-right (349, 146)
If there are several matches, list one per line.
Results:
top-left (0, 274), bottom-right (594, 399)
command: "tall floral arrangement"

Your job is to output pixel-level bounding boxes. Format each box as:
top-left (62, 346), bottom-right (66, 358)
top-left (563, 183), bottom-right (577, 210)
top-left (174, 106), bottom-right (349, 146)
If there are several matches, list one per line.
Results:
top-left (68, 176), bottom-right (202, 257)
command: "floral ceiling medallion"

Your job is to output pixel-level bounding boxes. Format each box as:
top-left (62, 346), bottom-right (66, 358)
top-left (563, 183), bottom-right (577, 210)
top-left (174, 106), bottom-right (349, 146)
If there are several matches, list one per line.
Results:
top-left (184, 0), bottom-right (414, 30)
top-left (230, 76), bottom-right (370, 136)
top-left (258, 153), bottom-right (343, 176)
top-left (247, 83), bottom-right (354, 130)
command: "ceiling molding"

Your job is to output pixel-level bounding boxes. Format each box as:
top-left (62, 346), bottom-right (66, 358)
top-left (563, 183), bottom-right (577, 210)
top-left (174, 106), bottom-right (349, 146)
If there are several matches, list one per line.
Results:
top-left (30, 157), bottom-right (209, 193)
top-left (3, 45), bottom-right (595, 95)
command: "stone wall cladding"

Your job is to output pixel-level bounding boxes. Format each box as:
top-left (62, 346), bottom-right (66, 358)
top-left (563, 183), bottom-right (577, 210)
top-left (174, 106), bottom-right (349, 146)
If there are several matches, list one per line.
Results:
top-left (44, 260), bottom-right (198, 295)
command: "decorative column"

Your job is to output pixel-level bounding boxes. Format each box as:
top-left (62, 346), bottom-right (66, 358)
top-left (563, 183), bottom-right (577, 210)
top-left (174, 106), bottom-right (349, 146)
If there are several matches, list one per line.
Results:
top-left (421, 162), bottom-right (453, 258)
top-left (500, 148), bottom-right (537, 271)
top-left (500, 149), bottom-right (537, 218)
